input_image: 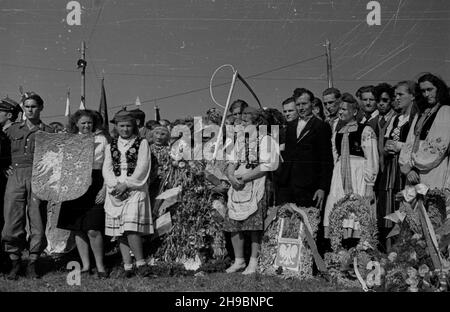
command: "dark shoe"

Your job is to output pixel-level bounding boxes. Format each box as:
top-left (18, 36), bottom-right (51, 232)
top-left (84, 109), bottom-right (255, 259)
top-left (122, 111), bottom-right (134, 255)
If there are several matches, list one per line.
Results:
top-left (26, 261), bottom-right (41, 279)
top-left (7, 259), bottom-right (22, 280)
top-left (97, 271), bottom-right (109, 279)
top-left (123, 269), bottom-right (134, 278)
top-left (135, 265), bottom-right (151, 277)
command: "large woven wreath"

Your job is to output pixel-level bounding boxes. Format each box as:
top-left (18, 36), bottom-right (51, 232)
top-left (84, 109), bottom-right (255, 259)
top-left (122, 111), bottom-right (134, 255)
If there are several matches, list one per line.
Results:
top-left (328, 193), bottom-right (378, 252)
top-left (259, 205), bottom-right (320, 279)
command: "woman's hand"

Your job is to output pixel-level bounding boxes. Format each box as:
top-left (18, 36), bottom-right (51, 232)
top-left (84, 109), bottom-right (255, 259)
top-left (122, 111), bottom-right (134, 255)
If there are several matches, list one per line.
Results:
top-left (229, 175), bottom-right (245, 191)
top-left (406, 170), bottom-right (420, 185)
top-left (384, 140), bottom-right (401, 154)
top-left (111, 182), bottom-right (128, 197)
top-left (95, 185), bottom-right (106, 204)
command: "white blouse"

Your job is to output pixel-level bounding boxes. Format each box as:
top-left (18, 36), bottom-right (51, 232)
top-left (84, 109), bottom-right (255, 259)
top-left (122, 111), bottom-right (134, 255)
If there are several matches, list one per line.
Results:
top-left (361, 126), bottom-right (379, 186)
top-left (102, 136), bottom-right (152, 189)
top-left (399, 105), bottom-right (450, 189)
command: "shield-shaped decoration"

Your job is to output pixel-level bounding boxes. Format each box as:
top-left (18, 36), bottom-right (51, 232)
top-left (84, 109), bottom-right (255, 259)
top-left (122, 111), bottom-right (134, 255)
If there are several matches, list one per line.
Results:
top-left (32, 132), bottom-right (94, 203)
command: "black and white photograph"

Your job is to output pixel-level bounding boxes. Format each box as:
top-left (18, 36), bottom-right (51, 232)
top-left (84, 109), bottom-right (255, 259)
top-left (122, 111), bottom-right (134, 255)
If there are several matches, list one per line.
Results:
top-left (0, 0), bottom-right (449, 304)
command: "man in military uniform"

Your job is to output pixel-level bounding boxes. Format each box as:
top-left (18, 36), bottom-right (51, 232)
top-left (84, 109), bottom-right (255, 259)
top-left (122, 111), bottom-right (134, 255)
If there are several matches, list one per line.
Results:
top-left (2, 93), bottom-right (54, 279)
top-left (0, 99), bottom-right (17, 267)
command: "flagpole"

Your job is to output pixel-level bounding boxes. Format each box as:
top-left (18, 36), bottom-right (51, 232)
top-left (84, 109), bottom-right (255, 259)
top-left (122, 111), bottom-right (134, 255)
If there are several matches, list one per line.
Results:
top-left (78, 41), bottom-right (87, 109)
top-left (324, 39), bottom-right (333, 88)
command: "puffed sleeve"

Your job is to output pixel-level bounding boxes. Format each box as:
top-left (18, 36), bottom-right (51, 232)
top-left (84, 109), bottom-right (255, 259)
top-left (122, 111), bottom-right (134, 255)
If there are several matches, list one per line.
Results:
top-left (258, 135), bottom-right (279, 172)
top-left (93, 134), bottom-right (107, 169)
top-left (411, 106), bottom-right (450, 171)
top-left (125, 138), bottom-right (151, 189)
top-left (361, 126), bottom-right (379, 186)
top-left (102, 143), bottom-right (118, 187)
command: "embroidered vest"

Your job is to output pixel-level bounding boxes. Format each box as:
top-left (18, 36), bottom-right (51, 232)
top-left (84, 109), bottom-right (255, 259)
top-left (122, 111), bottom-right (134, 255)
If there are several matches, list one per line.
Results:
top-left (335, 124), bottom-right (365, 157)
top-left (110, 137), bottom-right (143, 177)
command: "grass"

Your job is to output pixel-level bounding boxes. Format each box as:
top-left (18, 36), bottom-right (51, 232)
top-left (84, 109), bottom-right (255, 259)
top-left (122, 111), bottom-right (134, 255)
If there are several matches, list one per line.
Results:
top-left (0, 253), bottom-right (361, 292)
top-left (0, 269), bottom-right (361, 292)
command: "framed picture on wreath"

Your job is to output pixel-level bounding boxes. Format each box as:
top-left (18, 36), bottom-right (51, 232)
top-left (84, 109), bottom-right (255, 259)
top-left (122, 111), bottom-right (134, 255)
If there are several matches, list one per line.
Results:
top-left (274, 217), bottom-right (305, 271)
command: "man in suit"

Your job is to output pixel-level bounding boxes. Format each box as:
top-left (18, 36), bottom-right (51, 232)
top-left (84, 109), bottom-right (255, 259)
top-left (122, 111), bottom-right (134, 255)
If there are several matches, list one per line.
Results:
top-left (281, 88), bottom-right (334, 209)
top-left (280, 88), bottom-right (334, 270)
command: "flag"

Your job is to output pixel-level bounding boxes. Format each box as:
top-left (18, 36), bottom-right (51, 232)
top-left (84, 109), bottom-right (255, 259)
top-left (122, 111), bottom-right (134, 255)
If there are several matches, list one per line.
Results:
top-left (135, 96), bottom-right (141, 106)
top-left (98, 78), bottom-right (109, 135)
top-left (155, 105), bottom-right (161, 122)
top-left (155, 186), bottom-right (182, 217)
top-left (65, 89), bottom-right (71, 118)
top-left (79, 100), bottom-right (86, 110)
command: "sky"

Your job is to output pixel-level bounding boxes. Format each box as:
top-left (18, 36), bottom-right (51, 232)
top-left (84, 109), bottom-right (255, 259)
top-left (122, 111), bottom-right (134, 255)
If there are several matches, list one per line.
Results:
top-left (0, 0), bottom-right (449, 124)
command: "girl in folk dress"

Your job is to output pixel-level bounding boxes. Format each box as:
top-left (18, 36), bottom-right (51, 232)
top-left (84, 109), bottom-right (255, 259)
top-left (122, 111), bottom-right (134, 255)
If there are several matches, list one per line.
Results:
top-left (399, 73), bottom-right (450, 190)
top-left (224, 107), bottom-right (280, 275)
top-left (57, 109), bottom-right (108, 278)
top-left (103, 110), bottom-right (153, 277)
top-left (323, 93), bottom-right (379, 238)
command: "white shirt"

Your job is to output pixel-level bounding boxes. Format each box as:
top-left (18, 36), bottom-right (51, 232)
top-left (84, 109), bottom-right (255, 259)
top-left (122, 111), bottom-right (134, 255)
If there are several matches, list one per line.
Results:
top-left (296, 115), bottom-right (313, 138)
top-left (360, 110), bottom-right (379, 125)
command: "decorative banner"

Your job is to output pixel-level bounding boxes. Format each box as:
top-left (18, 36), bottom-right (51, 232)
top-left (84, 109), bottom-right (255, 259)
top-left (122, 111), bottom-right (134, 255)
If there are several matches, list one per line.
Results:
top-left (32, 132), bottom-right (94, 202)
top-left (155, 212), bottom-right (172, 236)
top-left (274, 217), bottom-right (305, 272)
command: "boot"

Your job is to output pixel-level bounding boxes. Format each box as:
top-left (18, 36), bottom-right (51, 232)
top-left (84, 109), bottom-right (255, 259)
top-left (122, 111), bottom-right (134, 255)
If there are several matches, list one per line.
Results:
top-left (7, 259), bottom-right (22, 280)
top-left (26, 260), bottom-right (40, 279)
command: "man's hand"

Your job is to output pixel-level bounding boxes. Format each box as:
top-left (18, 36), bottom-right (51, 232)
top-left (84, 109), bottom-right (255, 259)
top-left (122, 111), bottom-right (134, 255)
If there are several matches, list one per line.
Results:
top-left (313, 189), bottom-right (325, 209)
top-left (406, 170), bottom-right (420, 185)
top-left (95, 185), bottom-right (106, 204)
top-left (5, 165), bottom-right (13, 177)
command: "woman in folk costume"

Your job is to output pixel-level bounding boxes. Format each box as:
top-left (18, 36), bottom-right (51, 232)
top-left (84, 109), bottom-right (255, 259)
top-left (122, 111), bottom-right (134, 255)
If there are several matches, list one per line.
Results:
top-left (377, 81), bottom-right (418, 251)
top-left (224, 106), bottom-right (280, 275)
top-left (323, 93), bottom-right (379, 238)
top-left (148, 124), bottom-right (171, 213)
top-left (399, 73), bottom-right (450, 190)
top-left (103, 109), bottom-right (153, 277)
top-left (57, 109), bottom-right (108, 278)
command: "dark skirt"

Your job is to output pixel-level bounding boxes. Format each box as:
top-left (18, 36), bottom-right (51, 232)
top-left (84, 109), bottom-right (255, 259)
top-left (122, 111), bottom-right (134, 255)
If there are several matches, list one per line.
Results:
top-left (223, 189), bottom-right (267, 232)
top-left (376, 154), bottom-right (405, 229)
top-left (57, 170), bottom-right (105, 232)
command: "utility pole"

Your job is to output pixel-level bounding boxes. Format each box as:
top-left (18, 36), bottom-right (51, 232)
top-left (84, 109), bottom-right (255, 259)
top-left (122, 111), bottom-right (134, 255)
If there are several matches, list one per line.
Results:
top-left (324, 39), bottom-right (333, 88)
top-left (77, 41), bottom-right (87, 109)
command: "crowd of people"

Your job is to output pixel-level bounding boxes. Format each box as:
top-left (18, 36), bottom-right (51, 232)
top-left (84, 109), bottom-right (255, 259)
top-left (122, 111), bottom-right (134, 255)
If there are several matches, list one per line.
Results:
top-left (0, 72), bottom-right (449, 281)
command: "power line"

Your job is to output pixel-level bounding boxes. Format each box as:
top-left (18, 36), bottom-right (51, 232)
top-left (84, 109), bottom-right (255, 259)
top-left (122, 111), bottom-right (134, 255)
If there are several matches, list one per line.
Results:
top-left (40, 54), bottom-right (325, 118)
top-left (108, 54), bottom-right (326, 109)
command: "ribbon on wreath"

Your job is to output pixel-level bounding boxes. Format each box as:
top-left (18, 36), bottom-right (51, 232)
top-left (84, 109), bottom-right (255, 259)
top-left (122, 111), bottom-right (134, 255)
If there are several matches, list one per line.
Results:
top-left (289, 204), bottom-right (327, 273)
top-left (385, 184), bottom-right (444, 270)
top-left (342, 213), bottom-right (361, 239)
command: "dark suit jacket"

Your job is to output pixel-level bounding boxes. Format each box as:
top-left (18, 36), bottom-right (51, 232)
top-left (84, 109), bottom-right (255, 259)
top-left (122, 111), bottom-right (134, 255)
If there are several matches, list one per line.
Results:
top-left (278, 116), bottom-right (333, 207)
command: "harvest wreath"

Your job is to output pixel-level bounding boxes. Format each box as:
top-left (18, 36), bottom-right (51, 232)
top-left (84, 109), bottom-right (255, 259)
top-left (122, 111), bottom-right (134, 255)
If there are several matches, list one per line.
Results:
top-left (327, 193), bottom-right (378, 252)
